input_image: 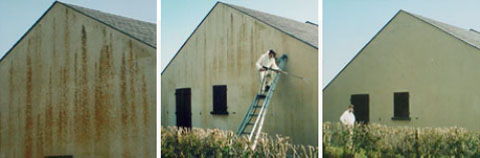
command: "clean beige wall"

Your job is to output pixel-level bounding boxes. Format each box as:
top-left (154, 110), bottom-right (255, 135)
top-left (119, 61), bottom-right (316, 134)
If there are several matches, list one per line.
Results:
top-left (323, 11), bottom-right (480, 130)
top-left (0, 3), bottom-right (156, 158)
top-left (161, 3), bottom-right (318, 145)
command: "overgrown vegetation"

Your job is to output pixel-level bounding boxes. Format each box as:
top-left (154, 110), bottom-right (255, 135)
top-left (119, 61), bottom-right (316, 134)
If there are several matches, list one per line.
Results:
top-left (161, 126), bottom-right (318, 157)
top-left (323, 122), bottom-right (480, 158)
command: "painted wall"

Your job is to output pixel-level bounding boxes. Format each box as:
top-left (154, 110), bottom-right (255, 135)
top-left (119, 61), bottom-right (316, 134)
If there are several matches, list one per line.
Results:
top-left (323, 11), bottom-right (480, 130)
top-left (161, 3), bottom-right (318, 145)
top-left (0, 3), bottom-right (156, 158)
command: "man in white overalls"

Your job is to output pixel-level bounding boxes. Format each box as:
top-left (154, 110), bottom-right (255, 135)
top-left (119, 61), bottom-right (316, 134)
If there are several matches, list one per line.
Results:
top-left (255, 50), bottom-right (280, 92)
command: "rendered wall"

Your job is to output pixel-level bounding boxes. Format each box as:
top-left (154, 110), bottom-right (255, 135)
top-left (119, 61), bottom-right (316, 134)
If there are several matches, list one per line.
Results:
top-left (161, 3), bottom-right (318, 145)
top-left (0, 3), bottom-right (156, 158)
top-left (323, 11), bottom-right (480, 130)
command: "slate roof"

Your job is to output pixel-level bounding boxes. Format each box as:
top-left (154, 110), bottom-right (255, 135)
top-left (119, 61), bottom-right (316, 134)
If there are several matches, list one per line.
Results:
top-left (60, 2), bottom-right (157, 47)
top-left (403, 10), bottom-right (480, 50)
top-left (222, 2), bottom-right (318, 48)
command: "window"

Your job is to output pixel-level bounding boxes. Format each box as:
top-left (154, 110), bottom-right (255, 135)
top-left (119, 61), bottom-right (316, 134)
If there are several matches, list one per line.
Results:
top-left (392, 92), bottom-right (410, 120)
top-left (211, 85), bottom-right (228, 115)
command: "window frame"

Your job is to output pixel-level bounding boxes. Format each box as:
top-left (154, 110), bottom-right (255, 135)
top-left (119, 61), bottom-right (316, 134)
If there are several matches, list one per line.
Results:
top-left (210, 85), bottom-right (229, 115)
top-left (392, 92), bottom-right (411, 120)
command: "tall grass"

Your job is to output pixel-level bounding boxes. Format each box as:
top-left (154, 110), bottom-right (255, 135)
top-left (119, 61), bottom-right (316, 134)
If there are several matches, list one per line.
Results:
top-left (161, 126), bottom-right (318, 157)
top-left (323, 122), bottom-right (480, 157)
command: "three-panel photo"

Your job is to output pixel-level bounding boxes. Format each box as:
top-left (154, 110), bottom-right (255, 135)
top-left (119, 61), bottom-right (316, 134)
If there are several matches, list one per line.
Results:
top-left (1, 0), bottom-right (479, 157)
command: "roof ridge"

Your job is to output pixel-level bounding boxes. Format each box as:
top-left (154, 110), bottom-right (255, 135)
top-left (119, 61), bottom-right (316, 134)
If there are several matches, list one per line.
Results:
top-left (58, 1), bottom-right (157, 47)
top-left (58, 1), bottom-right (155, 25)
top-left (220, 2), bottom-right (318, 48)
top-left (221, 2), bottom-right (317, 28)
top-left (401, 10), bottom-right (480, 50)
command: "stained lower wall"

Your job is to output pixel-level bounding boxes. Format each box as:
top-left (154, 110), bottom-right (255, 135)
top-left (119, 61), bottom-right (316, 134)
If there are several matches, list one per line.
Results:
top-left (0, 3), bottom-right (156, 158)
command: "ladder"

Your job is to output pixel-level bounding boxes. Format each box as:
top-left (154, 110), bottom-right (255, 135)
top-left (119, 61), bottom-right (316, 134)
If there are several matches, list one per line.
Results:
top-left (236, 54), bottom-right (288, 150)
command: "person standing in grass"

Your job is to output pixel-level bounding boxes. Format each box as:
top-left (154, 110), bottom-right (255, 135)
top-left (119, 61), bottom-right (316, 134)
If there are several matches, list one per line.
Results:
top-left (340, 104), bottom-right (355, 127)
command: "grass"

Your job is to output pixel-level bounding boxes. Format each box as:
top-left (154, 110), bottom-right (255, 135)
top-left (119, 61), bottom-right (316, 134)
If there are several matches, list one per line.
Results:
top-left (323, 122), bottom-right (480, 158)
top-left (161, 126), bottom-right (318, 157)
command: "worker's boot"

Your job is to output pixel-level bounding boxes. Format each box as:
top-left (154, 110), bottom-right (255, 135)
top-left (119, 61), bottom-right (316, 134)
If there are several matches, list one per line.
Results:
top-left (264, 85), bottom-right (270, 92)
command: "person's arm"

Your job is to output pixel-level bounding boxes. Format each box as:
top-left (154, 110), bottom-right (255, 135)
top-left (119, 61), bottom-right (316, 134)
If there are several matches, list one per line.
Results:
top-left (340, 111), bottom-right (347, 124)
top-left (256, 53), bottom-right (266, 70)
top-left (272, 58), bottom-right (280, 72)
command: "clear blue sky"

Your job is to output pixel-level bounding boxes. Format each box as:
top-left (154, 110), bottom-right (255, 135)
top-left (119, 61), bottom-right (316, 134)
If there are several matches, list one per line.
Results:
top-left (161, 0), bottom-right (319, 72)
top-left (0, 0), bottom-right (155, 60)
top-left (323, 0), bottom-right (480, 87)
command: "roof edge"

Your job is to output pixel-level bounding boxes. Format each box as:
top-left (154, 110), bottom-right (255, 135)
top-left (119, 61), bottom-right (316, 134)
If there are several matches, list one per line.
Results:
top-left (161, 2), bottom-right (221, 75)
top-left (401, 10), bottom-right (480, 51)
top-left (57, 1), bottom-right (156, 48)
top-left (323, 10), bottom-right (403, 91)
top-left (0, 1), bottom-right (58, 64)
top-left (221, 2), bottom-right (318, 49)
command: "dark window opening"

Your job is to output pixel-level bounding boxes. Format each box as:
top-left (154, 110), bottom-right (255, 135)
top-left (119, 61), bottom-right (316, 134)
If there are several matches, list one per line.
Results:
top-left (45, 156), bottom-right (73, 158)
top-left (392, 92), bottom-right (410, 120)
top-left (176, 88), bottom-right (192, 128)
top-left (350, 94), bottom-right (369, 124)
top-left (211, 85), bottom-right (228, 115)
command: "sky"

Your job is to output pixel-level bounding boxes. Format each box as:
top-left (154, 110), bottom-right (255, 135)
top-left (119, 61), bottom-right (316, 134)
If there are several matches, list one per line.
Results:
top-left (161, 0), bottom-right (319, 72)
top-left (0, 0), bottom-right (156, 60)
top-left (323, 0), bottom-right (480, 87)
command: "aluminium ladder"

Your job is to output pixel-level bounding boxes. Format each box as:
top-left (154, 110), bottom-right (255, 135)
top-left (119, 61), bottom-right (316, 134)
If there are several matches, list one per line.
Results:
top-left (236, 54), bottom-right (288, 150)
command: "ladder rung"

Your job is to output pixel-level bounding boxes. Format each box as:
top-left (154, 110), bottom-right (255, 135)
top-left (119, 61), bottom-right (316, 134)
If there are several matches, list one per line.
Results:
top-left (257, 94), bottom-right (266, 98)
top-left (254, 105), bottom-right (262, 108)
top-left (247, 123), bottom-right (254, 125)
top-left (242, 132), bottom-right (251, 135)
top-left (250, 114), bottom-right (259, 117)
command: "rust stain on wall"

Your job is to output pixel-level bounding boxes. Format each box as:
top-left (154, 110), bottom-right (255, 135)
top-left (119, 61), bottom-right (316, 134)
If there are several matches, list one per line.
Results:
top-left (7, 62), bottom-right (15, 153)
top-left (94, 43), bottom-right (113, 142)
top-left (0, 5), bottom-right (156, 156)
top-left (141, 73), bottom-right (149, 127)
top-left (75, 25), bottom-right (92, 146)
top-left (128, 40), bottom-right (139, 154)
top-left (44, 70), bottom-right (53, 153)
top-left (25, 54), bottom-right (33, 158)
top-left (119, 52), bottom-right (131, 158)
top-left (36, 114), bottom-right (44, 157)
top-left (0, 113), bottom-right (2, 153)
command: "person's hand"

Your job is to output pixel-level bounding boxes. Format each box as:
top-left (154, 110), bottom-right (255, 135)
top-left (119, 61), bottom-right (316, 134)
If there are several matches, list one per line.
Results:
top-left (260, 68), bottom-right (266, 71)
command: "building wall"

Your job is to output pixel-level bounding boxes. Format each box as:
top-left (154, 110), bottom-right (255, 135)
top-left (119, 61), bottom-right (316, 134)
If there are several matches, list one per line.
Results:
top-left (323, 11), bottom-right (480, 130)
top-left (161, 3), bottom-right (318, 145)
top-left (0, 3), bottom-right (156, 158)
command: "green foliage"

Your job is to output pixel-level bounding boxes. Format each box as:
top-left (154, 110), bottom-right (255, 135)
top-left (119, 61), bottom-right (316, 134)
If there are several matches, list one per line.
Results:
top-left (161, 126), bottom-right (319, 157)
top-left (323, 122), bottom-right (480, 158)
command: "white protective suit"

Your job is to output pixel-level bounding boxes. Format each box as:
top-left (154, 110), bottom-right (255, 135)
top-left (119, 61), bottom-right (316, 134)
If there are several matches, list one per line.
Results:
top-left (340, 110), bottom-right (355, 126)
top-left (255, 51), bottom-right (280, 90)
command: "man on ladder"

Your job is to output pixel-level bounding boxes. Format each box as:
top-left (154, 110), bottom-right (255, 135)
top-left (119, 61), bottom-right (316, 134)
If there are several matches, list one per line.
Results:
top-left (256, 49), bottom-right (281, 92)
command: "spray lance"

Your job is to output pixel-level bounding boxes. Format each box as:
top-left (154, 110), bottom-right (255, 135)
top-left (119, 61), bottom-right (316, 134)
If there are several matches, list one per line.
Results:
top-left (262, 66), bottom-right (307, 81)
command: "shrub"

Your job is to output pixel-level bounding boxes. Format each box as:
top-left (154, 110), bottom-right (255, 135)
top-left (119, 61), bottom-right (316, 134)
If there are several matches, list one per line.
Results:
top-left (161, 126), bottom-right (319, 157)
top-left (323, 122), bottom-right (480, 158)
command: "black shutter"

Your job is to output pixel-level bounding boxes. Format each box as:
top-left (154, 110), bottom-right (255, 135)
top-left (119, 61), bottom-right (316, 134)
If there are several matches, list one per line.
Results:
top-left (350, 94), bottom-right (369, 124)
top-left (211, 85), bottom-right (228, 115)
top-left (176, 88), bottom-right (192, 128)
top-left (393, 92), bottom-right (410, 120)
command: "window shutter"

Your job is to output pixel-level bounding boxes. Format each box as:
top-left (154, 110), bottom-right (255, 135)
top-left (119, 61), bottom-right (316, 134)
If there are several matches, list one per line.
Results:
top-left (393, 92), bottom-right (410, 120)
top-left (212, 85), bottom-right (228, 115)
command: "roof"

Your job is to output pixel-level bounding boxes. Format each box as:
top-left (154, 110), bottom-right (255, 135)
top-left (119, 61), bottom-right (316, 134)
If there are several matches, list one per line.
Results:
top-left (323, 10), bottom-right (480, 90)
top-left (1, 1), bottom-right (156, 64)
top-left (60, 2), bottom-right (156, 47)
top-left (221, 2), bottom-right (318, 48)
top-left (403, 10), bottom-right (480, 50)
top-left (162, 2), bottom-right (318, 74)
